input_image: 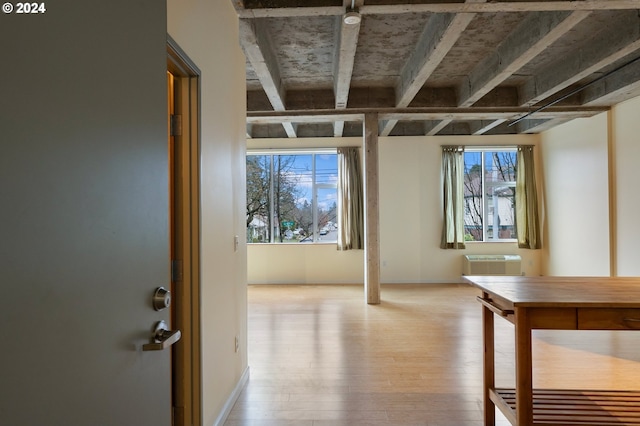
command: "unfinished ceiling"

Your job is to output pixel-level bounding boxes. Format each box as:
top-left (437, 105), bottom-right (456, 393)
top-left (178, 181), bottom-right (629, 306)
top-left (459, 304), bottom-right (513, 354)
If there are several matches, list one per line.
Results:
top-left (230, 0), bottom-right (640, 139)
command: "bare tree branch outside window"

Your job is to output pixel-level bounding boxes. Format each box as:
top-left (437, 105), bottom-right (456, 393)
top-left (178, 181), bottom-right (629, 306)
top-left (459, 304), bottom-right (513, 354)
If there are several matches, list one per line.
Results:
top-left (246, 153), bottom-right (338, 243)
top-left (463, 150), bottom-right (517, 242)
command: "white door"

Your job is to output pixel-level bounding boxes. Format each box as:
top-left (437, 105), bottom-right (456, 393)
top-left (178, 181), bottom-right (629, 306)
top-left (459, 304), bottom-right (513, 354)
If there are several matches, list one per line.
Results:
top-left (0, 1), bottom-right (173, 425)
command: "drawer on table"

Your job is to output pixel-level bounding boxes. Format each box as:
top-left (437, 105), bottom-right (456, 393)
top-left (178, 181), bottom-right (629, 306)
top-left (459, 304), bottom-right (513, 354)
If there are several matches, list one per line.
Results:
top-left (578, 308), bottom-right (640, 330)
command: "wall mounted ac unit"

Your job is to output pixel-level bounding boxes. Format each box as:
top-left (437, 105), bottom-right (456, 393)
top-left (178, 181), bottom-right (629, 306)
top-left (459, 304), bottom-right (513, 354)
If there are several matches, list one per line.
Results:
top-left (462, 255), bottom-right (522, 276)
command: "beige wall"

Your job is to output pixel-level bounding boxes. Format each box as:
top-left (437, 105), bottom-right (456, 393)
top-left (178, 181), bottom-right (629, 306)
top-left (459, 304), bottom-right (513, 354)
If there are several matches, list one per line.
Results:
top-left (540, 113), bottom-right (611, 276)
top-left (248, 134), bottom-right (543, 284)
top-left (611, 96), bottom-right (640, 276)
top-left (380, 135), bottom-right (542, 283)
top-left (539, 96), bottom-right (640, 277)
top-left (249, 244), bottom-right (364, 284)
top-left (167, 1), bottom-right (248, 425)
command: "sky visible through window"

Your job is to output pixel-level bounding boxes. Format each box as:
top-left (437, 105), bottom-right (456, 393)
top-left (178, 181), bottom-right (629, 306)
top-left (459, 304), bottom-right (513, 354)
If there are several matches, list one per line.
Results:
top-left (246, 152), bottom-right (338, 243)
top-left (282, 154), bottom-right (337, 211)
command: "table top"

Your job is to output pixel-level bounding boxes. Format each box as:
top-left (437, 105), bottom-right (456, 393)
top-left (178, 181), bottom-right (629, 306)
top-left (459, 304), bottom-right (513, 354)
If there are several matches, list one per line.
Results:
top-left (463, 276), bottom-right (640, 308)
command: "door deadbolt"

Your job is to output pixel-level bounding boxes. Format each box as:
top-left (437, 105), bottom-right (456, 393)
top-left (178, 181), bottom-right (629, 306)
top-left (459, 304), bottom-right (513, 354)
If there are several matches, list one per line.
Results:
top-left (152, 287), bottom-right (171, 311)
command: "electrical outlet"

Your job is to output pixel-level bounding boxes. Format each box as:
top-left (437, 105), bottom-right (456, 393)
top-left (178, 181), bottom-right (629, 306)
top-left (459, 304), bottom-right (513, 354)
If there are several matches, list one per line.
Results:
top-left (234, 336), bottom-right (239, 353)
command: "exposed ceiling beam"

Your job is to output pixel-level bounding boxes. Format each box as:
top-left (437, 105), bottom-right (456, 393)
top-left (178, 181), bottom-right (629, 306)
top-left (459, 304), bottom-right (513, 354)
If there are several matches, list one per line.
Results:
top-left (237, 6), bottom-right (344, 19)
top-left (259, 86), bottom-right (461, 111)
top-left (381, 109), bottom-right (601, 121)
top-left (246, 105), bottom-right (608, 124)
top-left (381, 6), bottom-right (480, 136)
top-left (581, 57), bottom-right (640, 106)
top-left (470, 119), bottom-right (508, 135)
top-left (249, 112), bottom-right (363, 124)
top-left (425, 120), bottom-right (452, 136)
top-left (238, 19), bottom-right (285, 110)
top-left (458, 10), bottom-right (590, 107)
top-left (519, 11), bottom-right (640, 107)
top-left (238, 18), bottom-right (297, 137)
top-left (235, 1), bottom-right (640, 138)
top-left (333, 14), bottom-right (360, 109)
top-left (360, 1), bottom-right (639, 14)
top-left (397, 9), bottom-right (481, 108)
top-left (235, 1), bottom-right (640, 18)
top-left (343, 0), bottom-right (364, 8)
top-left (516, 118), bottom-right (573, 133)
top-left (333, 9), bottom-right (361, 137)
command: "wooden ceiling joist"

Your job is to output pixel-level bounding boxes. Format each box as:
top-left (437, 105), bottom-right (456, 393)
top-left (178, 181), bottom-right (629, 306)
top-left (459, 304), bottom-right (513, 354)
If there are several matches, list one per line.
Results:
top-left (238, 18), bottom-right (297, 137)
top-left (236, 1), bottom-right (640, 19)
top-left (332, 2), bottom-right (362, 137)
top-left (234, 0), bottom-right (640, 137)
top-left (381, 5), bottom-right (479, 136)
top-left (246, 105), bottom-right (608, 125)
top-left (581, 57), bottom-right (640, 106)
top-left (519, 11), bottom-right (640, 107)
top-left (458, 10), bottom-right (590, 107)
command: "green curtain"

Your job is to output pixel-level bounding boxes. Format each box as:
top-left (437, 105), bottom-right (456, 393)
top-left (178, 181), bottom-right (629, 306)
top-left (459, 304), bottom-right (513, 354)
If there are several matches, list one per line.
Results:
top-left (337, 147), bottom-right (364, 250)
top-left (516, 145), bottom-right (541, 249)
top-left (441, 146), bottom-right (466, 249)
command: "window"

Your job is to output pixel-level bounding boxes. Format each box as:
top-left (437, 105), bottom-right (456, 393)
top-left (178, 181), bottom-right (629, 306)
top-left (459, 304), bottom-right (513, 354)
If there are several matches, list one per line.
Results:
top-left (463, 149), bottom-right (517, 242)
top-left (246, 151), bottom-right (338, 244)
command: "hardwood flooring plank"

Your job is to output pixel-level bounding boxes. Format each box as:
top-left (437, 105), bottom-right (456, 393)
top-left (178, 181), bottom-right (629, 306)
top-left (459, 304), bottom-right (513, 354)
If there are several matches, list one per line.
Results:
top-left (224, 284), bottom-right (640, 426)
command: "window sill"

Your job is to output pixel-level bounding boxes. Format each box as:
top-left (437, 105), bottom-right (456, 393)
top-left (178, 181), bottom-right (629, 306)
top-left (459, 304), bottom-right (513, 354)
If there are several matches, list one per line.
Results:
top-left (463, 240), bottom-right (518, 244)
top-left (248, 242), bottom-right (338, 246)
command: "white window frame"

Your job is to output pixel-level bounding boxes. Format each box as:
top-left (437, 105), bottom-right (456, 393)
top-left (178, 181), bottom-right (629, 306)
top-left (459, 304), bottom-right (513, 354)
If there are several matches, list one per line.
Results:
top-left (464, 147), bottom-right (517, 243)
top-left (246, 148), bottom-right (338, 244)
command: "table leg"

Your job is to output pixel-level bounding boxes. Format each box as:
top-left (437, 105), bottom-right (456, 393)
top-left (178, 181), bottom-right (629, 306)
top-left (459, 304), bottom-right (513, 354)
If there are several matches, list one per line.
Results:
top-left (514, 307), bottom-right (533, 425)
top-left (482, 293), bottom-right (495, 426)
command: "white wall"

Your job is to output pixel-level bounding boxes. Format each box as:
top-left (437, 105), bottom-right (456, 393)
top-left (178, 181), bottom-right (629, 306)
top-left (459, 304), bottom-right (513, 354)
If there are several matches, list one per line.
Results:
top-left (248, 134), bottom-right (543, 284)
top-left (167, 2), bottom-right (248, 425)
top-left (611, 96), bottom-right (640, 276)
top-left (540, 114), bottom-right (611, 276)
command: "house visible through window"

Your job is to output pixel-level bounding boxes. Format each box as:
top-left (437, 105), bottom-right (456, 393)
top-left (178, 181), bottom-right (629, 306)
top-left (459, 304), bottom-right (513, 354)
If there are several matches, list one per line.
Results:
top-left (246, 151), bottom-right (338, 244)
top-left (463, 149), bottom-right (517, 242)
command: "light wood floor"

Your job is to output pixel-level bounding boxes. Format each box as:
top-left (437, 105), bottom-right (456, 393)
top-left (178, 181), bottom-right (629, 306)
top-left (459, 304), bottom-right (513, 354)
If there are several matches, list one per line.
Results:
top-left (224, 284), bottom-right (640, 426)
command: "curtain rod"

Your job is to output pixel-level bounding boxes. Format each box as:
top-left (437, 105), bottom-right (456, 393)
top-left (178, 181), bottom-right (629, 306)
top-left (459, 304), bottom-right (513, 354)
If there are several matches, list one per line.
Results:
top-left (247, 148), bottom-right (338, 155)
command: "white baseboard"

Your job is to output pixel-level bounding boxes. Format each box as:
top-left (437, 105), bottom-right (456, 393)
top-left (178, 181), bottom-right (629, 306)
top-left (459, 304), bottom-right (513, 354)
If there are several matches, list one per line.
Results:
top-left (213, 366), bottom-right (250, 426)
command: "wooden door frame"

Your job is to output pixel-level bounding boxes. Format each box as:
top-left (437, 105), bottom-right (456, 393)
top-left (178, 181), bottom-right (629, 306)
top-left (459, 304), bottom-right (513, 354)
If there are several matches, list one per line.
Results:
top-left (168, 35), bottom-right (202, 426)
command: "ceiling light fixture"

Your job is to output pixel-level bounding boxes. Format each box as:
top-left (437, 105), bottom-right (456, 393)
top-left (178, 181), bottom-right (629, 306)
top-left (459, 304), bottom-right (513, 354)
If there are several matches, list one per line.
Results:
top-left (343, 11), bottom-right (361, 25)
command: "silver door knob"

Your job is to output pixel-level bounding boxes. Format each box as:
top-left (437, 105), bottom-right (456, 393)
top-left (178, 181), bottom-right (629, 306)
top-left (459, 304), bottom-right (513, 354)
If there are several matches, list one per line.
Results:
top-left (143, 320), bottom-right (181, 351)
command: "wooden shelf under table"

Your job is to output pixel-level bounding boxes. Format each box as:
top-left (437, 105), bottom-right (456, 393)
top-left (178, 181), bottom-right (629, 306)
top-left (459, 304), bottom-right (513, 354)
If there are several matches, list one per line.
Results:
top-left (491, 388), bottom-right (640, 425)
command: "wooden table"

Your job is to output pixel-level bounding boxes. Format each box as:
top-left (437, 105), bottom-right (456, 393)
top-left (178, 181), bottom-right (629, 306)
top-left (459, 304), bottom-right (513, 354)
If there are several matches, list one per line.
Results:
top-left (463, 276), bottom-right (640, 426)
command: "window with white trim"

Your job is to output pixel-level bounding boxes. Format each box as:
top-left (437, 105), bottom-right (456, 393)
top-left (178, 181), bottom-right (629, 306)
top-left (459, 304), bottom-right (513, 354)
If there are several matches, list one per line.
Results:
top-left (246, 150), bottom-right (338, 244)
top-left (463, 148), bottom-right (517, 242)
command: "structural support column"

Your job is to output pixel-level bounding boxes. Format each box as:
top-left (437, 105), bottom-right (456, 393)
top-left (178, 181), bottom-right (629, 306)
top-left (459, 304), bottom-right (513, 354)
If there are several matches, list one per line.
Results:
top-left (363, 113), bottom-right (381, 304)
